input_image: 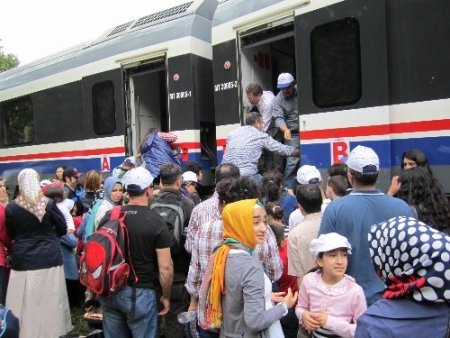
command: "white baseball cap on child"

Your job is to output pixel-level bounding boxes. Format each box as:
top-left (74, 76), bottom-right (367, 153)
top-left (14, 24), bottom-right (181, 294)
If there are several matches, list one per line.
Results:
top-left (277, 73), bottom-right (295, 89)
top-left (182, 171), bottom-right (199, 185)
top-left (296, 165), bottom-right (322, 185)
top-left (346, 145), bottom-right (379, 174)
top-left (122, 167), bottom-right (154, 192)
top-left (39, 179), bottom-right (53, 188)
top-left (310, 233), bottom-right (352, 258)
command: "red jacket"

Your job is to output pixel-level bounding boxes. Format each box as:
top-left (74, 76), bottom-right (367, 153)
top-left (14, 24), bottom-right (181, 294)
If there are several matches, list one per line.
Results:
top-left (278, 243), bottom-right (298, 294)
top-left (0, 204), bottom-right (11, 267)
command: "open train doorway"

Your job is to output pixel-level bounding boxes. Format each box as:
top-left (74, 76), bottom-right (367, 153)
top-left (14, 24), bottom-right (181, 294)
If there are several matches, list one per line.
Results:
top-left (124, 59), bottom-right (168, 156)
top-left (239, 19), bottom-right (296, 111)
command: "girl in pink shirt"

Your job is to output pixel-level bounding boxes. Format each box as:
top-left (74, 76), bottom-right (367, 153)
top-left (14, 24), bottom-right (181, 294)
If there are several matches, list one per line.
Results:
top-left (296, 233), bottom-right (367, 338)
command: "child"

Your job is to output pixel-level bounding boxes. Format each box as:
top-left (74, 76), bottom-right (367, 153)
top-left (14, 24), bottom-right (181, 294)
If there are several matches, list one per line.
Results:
top-left (42, 183), bottom-right (81, 308)
top-left (296, 233), bottom-right (367, 338)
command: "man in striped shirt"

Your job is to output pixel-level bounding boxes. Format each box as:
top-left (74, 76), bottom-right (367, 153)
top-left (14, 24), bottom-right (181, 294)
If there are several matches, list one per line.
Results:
top-left (184, 163), bottom-right (240, 254)
top-left (222, 114), bottom-right (299, 185)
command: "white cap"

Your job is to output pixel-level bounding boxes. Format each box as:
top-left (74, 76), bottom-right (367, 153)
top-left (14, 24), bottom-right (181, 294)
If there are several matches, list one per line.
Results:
top-left (60, 198), bottom-right (75, 212)
top-left (296, 165), bottom-right (322, 185)
top-left (182, 171), bottom-right (199, 185)
top-left (346, 145), bottom-right (379, 174)
top-left (122, 167), bottom-right (154, 192)
top-left (123, 156), bottom-right (137, 167)
top-left (40, 179), bottom-right (53, 187)
top-left (277, 73), bottom-right (295, 89)
top-left (310, 233), bottom-right (352, 258)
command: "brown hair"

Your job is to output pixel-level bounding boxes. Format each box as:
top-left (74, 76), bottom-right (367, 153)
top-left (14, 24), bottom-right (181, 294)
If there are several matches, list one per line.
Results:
top-left (84, 170), bottom-right (102, 192)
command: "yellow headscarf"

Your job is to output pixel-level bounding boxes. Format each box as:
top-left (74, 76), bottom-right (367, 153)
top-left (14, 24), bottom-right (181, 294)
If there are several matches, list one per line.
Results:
top-left (207, 198), bottom-right (259, 327)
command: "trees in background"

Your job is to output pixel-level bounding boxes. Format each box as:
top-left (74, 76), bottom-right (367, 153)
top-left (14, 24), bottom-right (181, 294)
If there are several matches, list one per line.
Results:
top-left (0, 41), bottom-right (20, 72)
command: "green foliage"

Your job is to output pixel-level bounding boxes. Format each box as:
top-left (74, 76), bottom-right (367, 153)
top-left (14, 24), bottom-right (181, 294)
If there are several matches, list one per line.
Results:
top-left (68, 306), bottom-right (91, 336)
top-left (0, 42), bottom-right (20, 72)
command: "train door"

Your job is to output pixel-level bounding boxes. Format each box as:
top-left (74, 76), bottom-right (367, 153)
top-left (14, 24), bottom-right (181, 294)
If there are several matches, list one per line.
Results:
top-left (238, 16), bottom-right (296, 101)
top-left (123, 56), bottom-right (168, 156)
top-left (293, 0), bottom-right (391, 189)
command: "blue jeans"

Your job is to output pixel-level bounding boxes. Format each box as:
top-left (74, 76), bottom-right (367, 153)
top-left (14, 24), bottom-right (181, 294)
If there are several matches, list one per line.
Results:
top-left (283, 132), bottom-right (300, 190)
top-left (198, 326), bottom-right (219, 338)
top-left (99, 286), bottom-right (157, 338)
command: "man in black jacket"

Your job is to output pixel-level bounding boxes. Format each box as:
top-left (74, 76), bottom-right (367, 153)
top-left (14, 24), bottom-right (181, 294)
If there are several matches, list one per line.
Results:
top-left (150, 163), bottom-right (194, 338)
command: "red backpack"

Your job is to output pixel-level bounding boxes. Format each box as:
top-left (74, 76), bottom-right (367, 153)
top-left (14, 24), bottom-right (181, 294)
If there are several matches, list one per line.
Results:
top-left (79, 206), bottom-right (137, 296)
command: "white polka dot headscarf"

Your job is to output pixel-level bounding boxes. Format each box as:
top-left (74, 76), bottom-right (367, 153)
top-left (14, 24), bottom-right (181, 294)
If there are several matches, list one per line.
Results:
top-left (16, 168), bottom-right (48, 222)
top-left (18, 168), bottom-right (41, 204)
top-left (368, 216), bottom-right (450, 303)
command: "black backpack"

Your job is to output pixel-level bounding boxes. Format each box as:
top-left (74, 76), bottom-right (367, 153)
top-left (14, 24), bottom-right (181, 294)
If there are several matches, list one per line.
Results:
top-left (150, 191), bottom-right (185, 256)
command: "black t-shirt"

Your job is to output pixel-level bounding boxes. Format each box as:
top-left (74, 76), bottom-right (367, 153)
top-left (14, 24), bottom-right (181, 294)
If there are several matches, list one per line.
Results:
top-left (123, 205), bottom-right (172, 289)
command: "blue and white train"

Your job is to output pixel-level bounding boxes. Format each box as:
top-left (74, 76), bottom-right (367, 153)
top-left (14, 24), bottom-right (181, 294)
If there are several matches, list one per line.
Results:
top-left (1, 0), bottom-right (449, 192)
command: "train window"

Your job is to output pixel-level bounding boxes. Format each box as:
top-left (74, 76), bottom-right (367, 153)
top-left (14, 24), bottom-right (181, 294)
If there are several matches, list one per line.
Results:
top-left (92, 81), bottom-right (116, 135)
top-left (1, 96), bottom-right (34, 146)
top-left (311, 17), bottom-right (361, 108)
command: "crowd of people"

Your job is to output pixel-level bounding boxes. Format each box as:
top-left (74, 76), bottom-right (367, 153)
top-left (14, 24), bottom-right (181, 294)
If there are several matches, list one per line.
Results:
top-left (0, 74), bottom-right (449, 338)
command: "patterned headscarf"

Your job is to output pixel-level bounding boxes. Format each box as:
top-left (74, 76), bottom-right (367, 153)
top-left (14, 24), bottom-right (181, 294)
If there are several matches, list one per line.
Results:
top-left (368, 216), bottom-right (450, 302)
top-left (15, 168), bottom-right (49, 222)
top-left (207, 198), bottom-right (260, 327)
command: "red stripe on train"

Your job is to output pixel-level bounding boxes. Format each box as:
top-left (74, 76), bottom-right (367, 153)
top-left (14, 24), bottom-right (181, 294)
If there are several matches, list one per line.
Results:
top-left (301, 119), bottom-right (450, 140)
top-left (0, 147), bottom-right (125, 162)
top-left (0, 142), bottom-right (204, 162)
top-left (173, 142), bottom-right (201, 148)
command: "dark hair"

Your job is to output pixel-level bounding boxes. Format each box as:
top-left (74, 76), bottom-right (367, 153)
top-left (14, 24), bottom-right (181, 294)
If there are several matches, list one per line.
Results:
top-left (184, 162), bottom-right (202, 176)
top-left (266, 202), bottom-right (284, 221)
top-left (327, 175), bottom-right (350, 197)
top-left (55, 165), bottom-right (66, 178)
top-left (159, 163), bottom-right (182, 185)
top-left (245, 113), bottom-right (262, 126)
top-left (13, 185), bottom-right (20, 200)
top-left (348, 168), bottom-right (378, 186)
top-left (327, 163), bottom-right (348, 177)
top-left (245, 82), bottom-right (263, 96)
top-left (218, 177), bottom-right (259, 205)
top-left (261, 170), bottom-right (283, 203)
top-left (296, 184), bottom-right (322, 214)
top-left (55, 166), bottom-right (66, 179)
top-left (401, 149), bottom-right (432, 174)
top-left (397, 167), bottom-right (450, 234)
top-left (268, 223), bottom-right (285, 247)
top-left (127, 185), bottom-right (148, 197)
top-left (215, 163), bottom-right (240, 184)
top-left (43, 184), bottom-right (64, 203)
top-left (74, 199), bottom-right (85, 216)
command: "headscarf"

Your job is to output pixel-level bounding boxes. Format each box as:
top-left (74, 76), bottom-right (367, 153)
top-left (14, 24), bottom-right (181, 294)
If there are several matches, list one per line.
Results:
top-left (103, 176), bottom-right (122, 205)
top-left (207, 198), bottom-right (260, 327)
top-left (84, 176), bottom-right (122, 240)
top-left (15, 168), bottom-right (49, 222)
top-left (368, 216), bottom-right (450, 302)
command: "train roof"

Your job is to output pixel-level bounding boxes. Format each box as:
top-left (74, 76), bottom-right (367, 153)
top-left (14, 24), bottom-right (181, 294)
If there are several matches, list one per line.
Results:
top-left (213, 0), bottom-right (286, 27)
top-left (0, 0), bottom-right (217, 93)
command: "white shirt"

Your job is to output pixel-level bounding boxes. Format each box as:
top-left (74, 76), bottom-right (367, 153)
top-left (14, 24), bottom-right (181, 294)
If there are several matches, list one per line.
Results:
top-left (257, 91), bottom-right (275, 132)
top-left (288, 199), bottom-right (331, 232)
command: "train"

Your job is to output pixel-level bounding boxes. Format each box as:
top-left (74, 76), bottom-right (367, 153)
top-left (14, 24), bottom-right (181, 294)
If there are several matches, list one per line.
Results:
top-left (1, 0), bottom-right (449, 193)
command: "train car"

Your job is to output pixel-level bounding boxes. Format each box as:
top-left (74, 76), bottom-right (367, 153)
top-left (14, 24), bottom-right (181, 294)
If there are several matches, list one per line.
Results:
top-left (212, 0), bottom-right (450, 193)
top-left (2, 0), bottom-right (449, 194)
top-left (0, 0), bottom-right (218, 189)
